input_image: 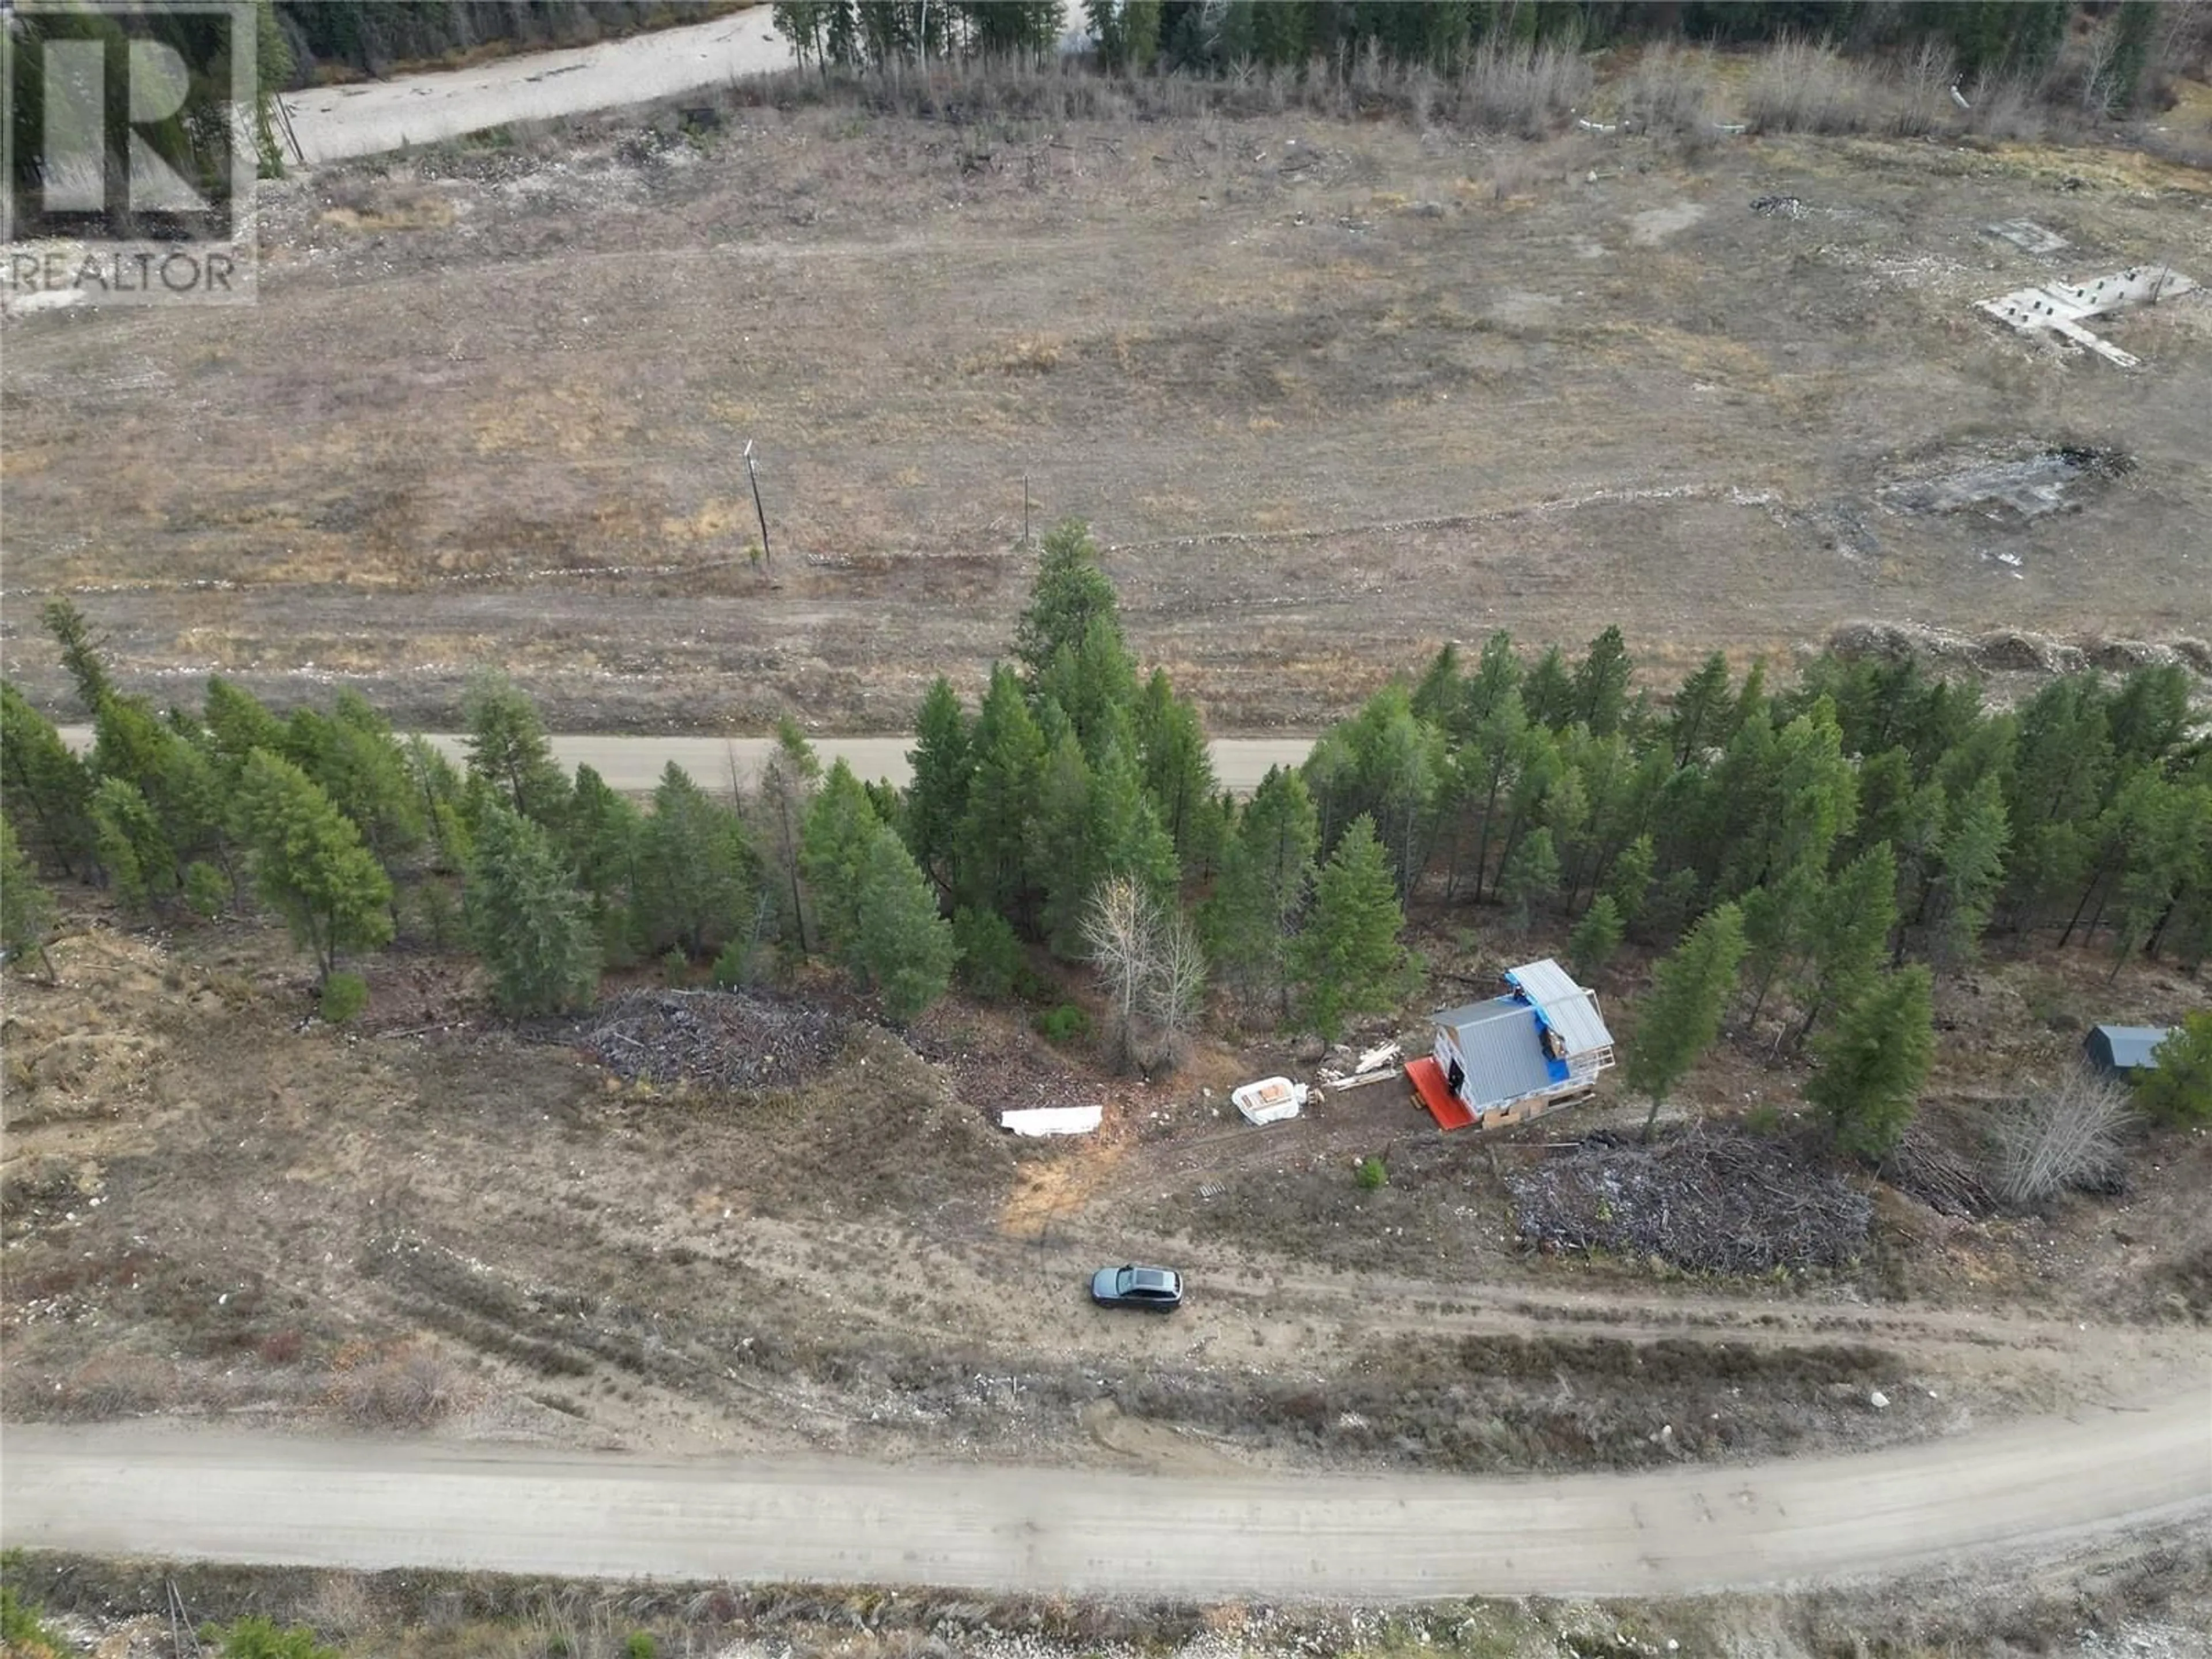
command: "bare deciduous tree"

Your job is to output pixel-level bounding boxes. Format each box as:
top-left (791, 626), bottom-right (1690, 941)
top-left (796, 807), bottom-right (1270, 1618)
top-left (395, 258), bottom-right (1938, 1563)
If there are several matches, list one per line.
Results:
top-left (1988, 1066), bottom-right (2133, 1209)
top-left (1143, 906), bottom-right (1208, 1071)
top-left (1082, 874), bottom-right (1156, 1073)
top-left (1082, 874), bottom-right (1207, 1075)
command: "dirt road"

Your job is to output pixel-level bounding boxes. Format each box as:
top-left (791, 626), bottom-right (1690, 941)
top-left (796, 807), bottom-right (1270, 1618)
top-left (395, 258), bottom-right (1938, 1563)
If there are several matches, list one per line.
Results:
top-left (53, 729), bottom-right (1316, 794)
top-left (6, 1391), bottom-right (2206, 1597)
top-left (278, 13), bottom-right (796, 163)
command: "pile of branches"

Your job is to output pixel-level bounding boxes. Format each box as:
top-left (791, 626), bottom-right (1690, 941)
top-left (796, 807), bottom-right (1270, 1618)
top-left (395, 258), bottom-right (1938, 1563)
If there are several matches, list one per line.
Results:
top-left (1510, 1127), bottom-right (1872, 1274)
top-left (555, 991), bottom-right (842, 1090)
top-left (1880, 1114), bottom-right (1997, 1219)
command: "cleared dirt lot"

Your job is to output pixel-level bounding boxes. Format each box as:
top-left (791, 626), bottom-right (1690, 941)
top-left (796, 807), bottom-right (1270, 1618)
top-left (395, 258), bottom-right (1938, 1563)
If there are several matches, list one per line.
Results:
top-left (3, 107), bottom-right (2209, 729)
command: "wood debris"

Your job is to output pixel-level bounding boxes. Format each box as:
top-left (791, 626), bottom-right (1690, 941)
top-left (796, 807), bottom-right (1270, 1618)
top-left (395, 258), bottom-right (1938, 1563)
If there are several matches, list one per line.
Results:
top-left (1509, 1127), bottom-right (1872, 1274)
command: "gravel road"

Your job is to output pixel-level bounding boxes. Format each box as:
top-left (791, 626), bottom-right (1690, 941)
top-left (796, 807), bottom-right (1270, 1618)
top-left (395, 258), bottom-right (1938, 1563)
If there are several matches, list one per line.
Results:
top-left (6, 1388), bottom-right (2206, 1597)
top-left (278, 13), bottom-right (796, 163)
top-left (55, 729), bottom-right (1317, 794)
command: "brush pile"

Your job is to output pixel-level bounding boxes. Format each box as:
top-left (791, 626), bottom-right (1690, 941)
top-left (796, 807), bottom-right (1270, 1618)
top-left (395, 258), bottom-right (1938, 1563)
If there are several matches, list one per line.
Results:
top-left (1510, 1127), bottom-right (1872, 1273)
top-left (556, 991), bottom-right (842, 1090)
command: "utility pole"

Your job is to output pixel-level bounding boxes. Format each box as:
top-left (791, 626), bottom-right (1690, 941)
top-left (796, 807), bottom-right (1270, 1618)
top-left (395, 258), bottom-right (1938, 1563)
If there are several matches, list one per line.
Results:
top-left (743, 439), bottom-right (771, 569)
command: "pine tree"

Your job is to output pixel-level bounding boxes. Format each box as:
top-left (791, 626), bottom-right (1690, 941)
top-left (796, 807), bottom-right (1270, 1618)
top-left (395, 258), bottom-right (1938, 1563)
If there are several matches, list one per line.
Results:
top-left (403, 735), bottom-right (471, 874)
top-left (1498, 824), bottom-right (1560, 930)
top-left (1626, 902), bottom-right (1747, 1141)
top-left (1409, 643), bottom-right (1462, 728)
top-left (90, 695), bottom-right (226, 887)
top-left (955, 665), bottom-right (1047, 923)
top-left (1807, 965), bottom-right (1934, 1158)
top-left (1605, 831), bottom-right (1656, 931)
top-left (800, 759), bottom-right (881, 961)
top-left (461, 669), bottom-right (569, 829)
top-left (1014, 519), bottom-right (1122, 684)
top-left (634, 764), bottom-right (757, 959)
top-left (1, 813), bottom-right (58, 980)
top-left (41, 597), bottom-right (113, 713)
top-left (1293, 815), bottom-right (1412, 1041)
top-left (1567, 892), bottom-right (1623, 984)
top-left (1089, 732), bottom-right (1179, 904)
top-left (1032, 728), bottom-right (1096, 956)
top-left (1, 684), bottom-right (98, 877)
top-left (2134, 1012), bottom-right (2212, 1126)
top-left (465, 803), bottom-right (600, 1016)
top-left (1667, 651), bottom-right (1733, 767)
top-left (1522, 645), bottom-right (1575, 729)
top-left (1792, 840), bottom-right (1897, 1048)
top-left (1926, 772), bottom-right (2009, 966)
top-left (286, 694), bottom-right (425, 884)
top-left (1570, 624), bottom-right (1633, 737)
top-left (902, 676), bottom-right (972, 899)
top-left (90, 777), bottom-right (176, 910)
top-left (202, 676), bottom-right (287, 782)
top-left (850, 826), bottom-right (957, 1021)
top-left (1036, 615), bottom-right (1139, 762)
top-left (1202, 764), bottom-right (1319, 1017)
top-left (565, 766), bottom-right (642, 957)
top-left (753, 718), bottom-right (823, 956)
top-left (1132, 667), bottom-right (1218, 869)
top-left (233, 749), bottom-right (395, 982)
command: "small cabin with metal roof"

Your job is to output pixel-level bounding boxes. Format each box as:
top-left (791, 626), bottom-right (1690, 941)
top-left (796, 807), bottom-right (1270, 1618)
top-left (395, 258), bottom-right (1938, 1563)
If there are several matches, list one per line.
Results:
top-left (2083, 1024), bottom-right (2172, 1080)
top-left (1407, 959), bottom-right (1616, 1131)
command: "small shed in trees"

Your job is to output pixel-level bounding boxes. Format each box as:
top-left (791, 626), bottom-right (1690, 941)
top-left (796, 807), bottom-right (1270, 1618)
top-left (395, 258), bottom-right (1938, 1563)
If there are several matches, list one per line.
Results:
top-left (1407, 958), bottom-right (1615, 1131)
top-left (2084, 1024), bottom-right (2172, 1080)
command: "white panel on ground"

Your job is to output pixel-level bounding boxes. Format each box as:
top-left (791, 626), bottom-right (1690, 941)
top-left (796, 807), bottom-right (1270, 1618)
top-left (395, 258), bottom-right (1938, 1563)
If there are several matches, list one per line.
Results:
top-left (999, 1106), bottom-right (1103, 1137)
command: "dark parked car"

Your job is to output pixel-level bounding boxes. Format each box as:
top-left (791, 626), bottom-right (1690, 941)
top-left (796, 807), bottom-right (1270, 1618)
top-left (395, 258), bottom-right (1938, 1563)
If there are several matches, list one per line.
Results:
top-left (1090, 1264), bottom-right (1184, 1310)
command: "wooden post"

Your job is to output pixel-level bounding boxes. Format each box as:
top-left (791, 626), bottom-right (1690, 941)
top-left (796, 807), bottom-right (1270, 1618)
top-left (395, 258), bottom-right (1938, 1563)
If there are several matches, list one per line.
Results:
top-left (744, 440), bottom-right (771, 568)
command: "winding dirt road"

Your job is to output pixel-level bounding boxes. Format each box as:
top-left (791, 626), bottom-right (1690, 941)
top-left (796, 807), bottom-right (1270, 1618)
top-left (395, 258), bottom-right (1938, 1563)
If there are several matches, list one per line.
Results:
top-left (5, 1392), bottom-right (2207, 1597)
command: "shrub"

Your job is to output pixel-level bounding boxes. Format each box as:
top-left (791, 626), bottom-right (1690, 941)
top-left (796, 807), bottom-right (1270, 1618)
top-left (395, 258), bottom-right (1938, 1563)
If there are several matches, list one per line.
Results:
top-left (1990, 1066), bottom-right (2133, 1207)
top-left (204, 1616), bottom-right (341, 1659)
top-left (953, 905), bottom-right (1025, 1001)
top-left (318, 971), bottom-right (368, 1025)
top-left (1035, 1003), bottom-right (1092, 1045)
top-left (709, 934), bottom-right (760, 989)
top-left (624, 1635), bottom-right (659, 1659)
top-left (1356, 1156), bottom-right (1388, 1191)
top-left (184, 859), bottom-right (230, 918)
top-left (1, 1560), bottom-right (67, 1659)
top-left (1620, 43), bottom-right (1714, 139)
top-left (1743, 37), bottom-right (1880, 135)
top-left (660, 946), bottom-right (690, 987)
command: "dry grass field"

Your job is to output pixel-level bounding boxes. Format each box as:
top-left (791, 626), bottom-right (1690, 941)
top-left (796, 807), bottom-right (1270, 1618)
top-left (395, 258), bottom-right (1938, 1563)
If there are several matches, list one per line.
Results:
top-left (3, 97), bottom-right (2209, 730)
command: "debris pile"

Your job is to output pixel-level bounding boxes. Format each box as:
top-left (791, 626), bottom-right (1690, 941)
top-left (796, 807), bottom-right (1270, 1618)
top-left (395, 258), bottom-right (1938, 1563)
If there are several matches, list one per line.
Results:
top-left (1510, 1129), bottom-right (1872, 1274)
top-left (557, 990), bottom-right (842, 1089)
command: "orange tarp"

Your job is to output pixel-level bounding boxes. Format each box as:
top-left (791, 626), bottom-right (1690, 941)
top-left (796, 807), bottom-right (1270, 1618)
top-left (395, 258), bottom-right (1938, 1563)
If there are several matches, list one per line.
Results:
top-left (1406, 1054), bottom-right (1476, 1131)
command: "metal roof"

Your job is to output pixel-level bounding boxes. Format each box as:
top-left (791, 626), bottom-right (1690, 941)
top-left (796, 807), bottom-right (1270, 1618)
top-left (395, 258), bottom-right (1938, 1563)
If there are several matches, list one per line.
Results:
top-left (2086, 1025), bottom-right (2172, 1070)
top-left (1434, 998), bottom-right (1556, 1114)
top-left (1502, 959), bottom-right (1614, 1057)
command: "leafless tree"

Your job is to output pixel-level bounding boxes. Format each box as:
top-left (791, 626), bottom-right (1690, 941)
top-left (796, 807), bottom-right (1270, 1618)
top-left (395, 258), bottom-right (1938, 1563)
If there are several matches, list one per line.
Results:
top-left (1143, 907), bottom-right (1209, 1073)
top-left (1988, 1065), bottom-right (2134, 1209)
top-left (1082, 875), bottom-right (1157, 1074)
top-left (1082, 876), bottom-right (1208, 1075)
